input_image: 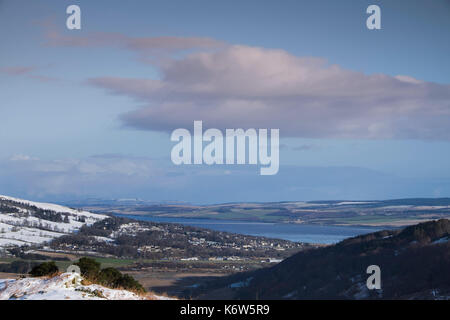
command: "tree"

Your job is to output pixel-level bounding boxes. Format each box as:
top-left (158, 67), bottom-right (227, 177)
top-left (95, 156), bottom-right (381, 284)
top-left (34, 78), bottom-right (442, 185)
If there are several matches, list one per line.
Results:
top-left (29, 261), bottom-right (59, 277)
top-left (75, 257), bottom-right (101, 279)
top-left (97, 267), bottom-right (122, 287)
top-left (115, 274), bottom-right (146, 293)
top-left (74, 257), bottom-right (145, 293)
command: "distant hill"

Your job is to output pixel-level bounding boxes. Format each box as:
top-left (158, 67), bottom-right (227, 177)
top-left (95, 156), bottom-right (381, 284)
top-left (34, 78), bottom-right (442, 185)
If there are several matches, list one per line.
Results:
top-left (193, 219), bottom-right (450, 300)
top-left (0, 195), bottom-right (107, 251)
top-left (307, 198), bottom-right (450, 206)
top-left (80, 198), bottom-right (450, 227)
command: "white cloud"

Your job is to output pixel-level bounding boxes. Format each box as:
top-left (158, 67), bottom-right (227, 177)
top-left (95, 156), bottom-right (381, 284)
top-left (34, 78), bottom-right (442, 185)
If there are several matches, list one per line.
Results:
top-left (0, 155), bottom-right (160, 198)
top-left (45, 30), bottom-right (225, 61)
top-left (88, 45), bottom-right (450, 140)
top-left (9, 154), bottom-right (39, 161)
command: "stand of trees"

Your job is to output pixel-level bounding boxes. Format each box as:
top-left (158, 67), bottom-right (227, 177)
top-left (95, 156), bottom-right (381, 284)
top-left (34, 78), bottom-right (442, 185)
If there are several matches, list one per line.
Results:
top-left (75, 257), bottom-right (145, 293)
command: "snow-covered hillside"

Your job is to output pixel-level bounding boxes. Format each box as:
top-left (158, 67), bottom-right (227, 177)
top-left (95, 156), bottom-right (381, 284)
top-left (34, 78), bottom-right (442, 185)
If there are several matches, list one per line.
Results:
top-left (0, 273), bottom-right (172, 300)
top-left (0, 195), bottom-right (107, 250)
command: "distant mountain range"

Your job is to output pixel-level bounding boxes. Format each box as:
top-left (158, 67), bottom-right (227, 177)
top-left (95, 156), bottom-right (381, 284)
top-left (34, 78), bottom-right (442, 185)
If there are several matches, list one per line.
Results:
top-left (192, 219), bottom-right (450, 300)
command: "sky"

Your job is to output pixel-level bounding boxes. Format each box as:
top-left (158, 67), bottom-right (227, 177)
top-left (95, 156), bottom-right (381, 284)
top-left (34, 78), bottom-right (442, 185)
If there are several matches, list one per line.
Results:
top-left (1, 0), bottom-right (450, 203)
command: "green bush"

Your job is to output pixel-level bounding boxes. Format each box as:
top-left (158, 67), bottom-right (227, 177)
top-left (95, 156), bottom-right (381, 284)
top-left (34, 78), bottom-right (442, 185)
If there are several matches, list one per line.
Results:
top-left (29, 261), bottom-right (59, 277)
top-left (97, 267), bottom-right (122, 287)
top-left (74, 257), bottom-right (145, 293)
top-left (98, 267), bottom-right (145, 293)
top-left (75, 257), bottom-right (101, 279)
top-left (115, 273), bottom-right (146, 293)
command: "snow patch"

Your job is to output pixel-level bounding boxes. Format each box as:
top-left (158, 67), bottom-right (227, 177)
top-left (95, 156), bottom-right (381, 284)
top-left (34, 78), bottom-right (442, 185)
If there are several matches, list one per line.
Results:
top-left (0, 273), bottom-right (173, 300)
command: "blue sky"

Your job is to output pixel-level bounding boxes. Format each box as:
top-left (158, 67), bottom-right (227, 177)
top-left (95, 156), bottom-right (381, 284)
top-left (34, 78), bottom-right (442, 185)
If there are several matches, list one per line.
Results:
top-left (1, 0), bottom-right (450, 203)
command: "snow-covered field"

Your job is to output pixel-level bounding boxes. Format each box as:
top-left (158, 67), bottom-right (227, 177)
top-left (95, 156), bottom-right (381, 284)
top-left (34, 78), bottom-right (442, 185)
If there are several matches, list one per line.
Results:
top-left (0, 195), bottom-right (108, 249)
top-left (0, 273), bottom-right (173, 300)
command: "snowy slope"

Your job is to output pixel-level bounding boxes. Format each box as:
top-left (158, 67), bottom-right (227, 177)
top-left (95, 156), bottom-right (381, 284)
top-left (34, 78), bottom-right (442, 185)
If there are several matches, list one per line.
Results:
top-left (0, 273), bottom-right (173, 300)
top-left (0, 195), bottom-right (108, 249)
